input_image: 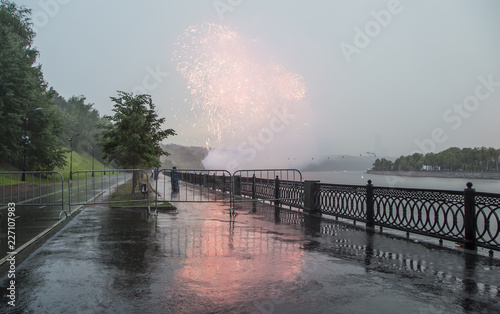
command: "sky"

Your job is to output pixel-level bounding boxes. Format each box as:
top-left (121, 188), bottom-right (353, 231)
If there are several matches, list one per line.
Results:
top-left (13, 0), bottom-right (500, 166)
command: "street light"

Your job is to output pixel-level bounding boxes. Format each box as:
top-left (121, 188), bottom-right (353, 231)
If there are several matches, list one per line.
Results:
top-left (69, 134), bottom-right (80, 180)
top-left (91, 146), bottom-right (95, 177)
top-left (21, 108), bottom-right (42, 181)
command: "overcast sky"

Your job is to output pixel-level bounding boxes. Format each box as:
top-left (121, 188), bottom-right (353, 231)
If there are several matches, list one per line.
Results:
top-left (14, 0), bottom-right (500, 160)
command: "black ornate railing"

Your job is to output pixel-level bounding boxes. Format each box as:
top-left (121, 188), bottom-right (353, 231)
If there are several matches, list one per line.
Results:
top-left (316, 184), bottom-right (366, 221)
top-left (373, 187), bottom-right (465, 242)
top-left (309, 180), bottom-right (500, 252)
top-left (475, 192), bottom-right (500, 250)
top-left (280, 180), bottom-right (304, 209)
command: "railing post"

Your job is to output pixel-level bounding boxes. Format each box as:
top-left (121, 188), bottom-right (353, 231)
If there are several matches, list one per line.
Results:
top-left (303, 180), bottom-right (320, 214)
top-left (366, 180), bottom-right (375, 229)
top-left (252, 174), bottom-right (256, 199)
top-left (464, 182), bottom-right (477, 251)
top-left (274, 175), bottom-right (280, 206)
top-left (68, 180), bottom-right (72, 215)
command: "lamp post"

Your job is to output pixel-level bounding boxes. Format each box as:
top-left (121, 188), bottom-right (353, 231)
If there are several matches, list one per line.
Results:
top-left (69, 134), bottom-right (80, 180)
top-left (91, 146), bottom-right (95, 177)
top-left (21, 108), bottom-right (42, 181)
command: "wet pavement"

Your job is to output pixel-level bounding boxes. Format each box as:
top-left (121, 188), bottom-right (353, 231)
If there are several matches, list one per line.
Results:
top-left (1, 198), bottom-right (500, 313)
top-left (0, 174), bottom-right (130, 259)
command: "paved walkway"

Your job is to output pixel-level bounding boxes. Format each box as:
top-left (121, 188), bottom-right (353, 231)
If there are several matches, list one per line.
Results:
top-left (0, 174), bottom-right (130, 258)
top-left (1, 197), bottom-right (500, 313)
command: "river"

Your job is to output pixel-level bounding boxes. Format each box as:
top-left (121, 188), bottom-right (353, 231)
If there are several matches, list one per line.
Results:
top-left (301, 171), bottom-right (500, 193)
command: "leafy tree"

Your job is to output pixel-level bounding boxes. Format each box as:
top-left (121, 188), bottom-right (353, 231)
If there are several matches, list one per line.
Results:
top-left (0, 1), bottom-right (66, 170)
top-left (486, 147), bottom-right (498, 171)
top-left (461, 148), bottom-right (473, 171)
top-left (438, 147), bottom-right (462, 171)
top-left (408, 152), bottom-right (424, 171)
top-left (372, 158), bottom-right (393, 171)
top-left (393, 155), bottom-right (410, 171)
top-left (52, 90), bottom-right (106, 161)
top-left (96, 91), bottom-right (176, 191)
top-left (423, 152), bottom-right (437, 169)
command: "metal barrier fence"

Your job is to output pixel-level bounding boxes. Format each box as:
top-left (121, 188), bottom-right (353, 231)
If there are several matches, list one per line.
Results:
top-left (311, 180), bottom-right (500, 252)
top-left (0, 171), bottom-right (66, 218)
top-left (232, 169), bottom-right (303, 208)
top-left (69, 169), bottom-right (147, 213)
top-left (2, 169), bottom-right (498, 254)
top-left (155, 169), bottom-right (232, 206)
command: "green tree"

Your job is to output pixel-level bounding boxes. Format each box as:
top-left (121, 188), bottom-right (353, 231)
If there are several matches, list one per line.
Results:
top-left (393, 155), bottom-right (410, 171)
top-left (372, 158), bottom-right (393, 171)
top-left (438, 147), bottom-right (462, 171)
top-left (52, 90), bottom-right (106, 160)
top-left (27, 102), bottom-right (67, 171)
top-left (461, 148), bottom-right (473, 171)
top-left (0, 1), bottom-right (66, 170)
top-left (96, 92), bottom-right (176, 191)
top-left (486, 147), bottom-right (498, 171)
top-left (423, 152), bottom-right (436, 169)
top-left (408, 152), bottom-right (424, 171)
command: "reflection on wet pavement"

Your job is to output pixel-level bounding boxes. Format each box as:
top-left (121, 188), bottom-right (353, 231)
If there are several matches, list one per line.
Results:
top-left (1, 200), bottom-right (500, 313)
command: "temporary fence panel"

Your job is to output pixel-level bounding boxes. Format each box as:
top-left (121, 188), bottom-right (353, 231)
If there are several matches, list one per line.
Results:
top-left (232, 169), bottom-right (303, 208)
top-left (0, 171), bottom-right (66, 218)
top-left (69, 169), bottom-right (148, 213)
top-left (154, 169), bottom-right (232, 208)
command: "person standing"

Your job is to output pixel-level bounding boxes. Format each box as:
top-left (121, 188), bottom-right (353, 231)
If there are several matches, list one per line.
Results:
top-left (171, 166), bottom-right (179, 192)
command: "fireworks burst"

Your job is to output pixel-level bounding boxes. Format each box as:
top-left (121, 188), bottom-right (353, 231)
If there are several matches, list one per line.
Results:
top-left (173, 22), bottom-right (307, 146)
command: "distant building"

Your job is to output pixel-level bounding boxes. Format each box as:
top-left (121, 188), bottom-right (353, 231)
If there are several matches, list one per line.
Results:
top-left (422, 165), bottom-right (440, 171)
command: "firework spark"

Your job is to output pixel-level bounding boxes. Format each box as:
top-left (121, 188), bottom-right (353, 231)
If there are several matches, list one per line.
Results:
top-left (173, 22), bottom-right (307, 145)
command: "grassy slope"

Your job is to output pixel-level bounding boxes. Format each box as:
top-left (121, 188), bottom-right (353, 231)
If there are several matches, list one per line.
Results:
top-left (0, 151), bottom-right (109, 184)
top-left (54, 151), bottom-right (109, 179)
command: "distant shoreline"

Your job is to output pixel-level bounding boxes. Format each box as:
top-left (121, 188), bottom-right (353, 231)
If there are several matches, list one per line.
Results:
top-left (366, 170), bottom-right (500, 180)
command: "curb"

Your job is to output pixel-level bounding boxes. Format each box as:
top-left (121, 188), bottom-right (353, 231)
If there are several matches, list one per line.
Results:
top-left (0, 206), bottom-right (85, 278)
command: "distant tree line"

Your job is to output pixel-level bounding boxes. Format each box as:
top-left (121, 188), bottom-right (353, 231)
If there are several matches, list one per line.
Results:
top-left (372, 147), bottom-right (500, 172)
